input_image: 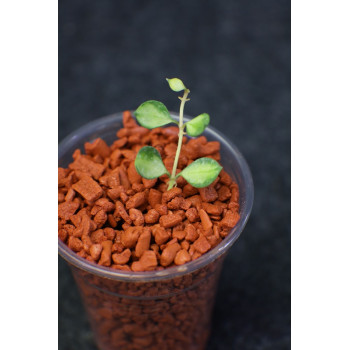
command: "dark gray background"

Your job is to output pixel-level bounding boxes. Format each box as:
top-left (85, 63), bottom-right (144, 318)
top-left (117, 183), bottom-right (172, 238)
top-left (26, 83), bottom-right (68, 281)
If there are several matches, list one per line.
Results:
top-left (58, 0), bottom-right (290, 349)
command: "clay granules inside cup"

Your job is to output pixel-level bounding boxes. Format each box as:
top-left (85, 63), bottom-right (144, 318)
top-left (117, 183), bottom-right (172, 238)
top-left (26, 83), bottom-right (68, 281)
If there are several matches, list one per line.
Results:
top-left (58, 111), bottom-right (240, 272)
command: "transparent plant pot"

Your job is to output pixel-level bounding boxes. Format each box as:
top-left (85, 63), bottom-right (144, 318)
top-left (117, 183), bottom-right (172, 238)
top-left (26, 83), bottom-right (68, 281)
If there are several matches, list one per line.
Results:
top-left (58, 112), bottom-right (254, 350)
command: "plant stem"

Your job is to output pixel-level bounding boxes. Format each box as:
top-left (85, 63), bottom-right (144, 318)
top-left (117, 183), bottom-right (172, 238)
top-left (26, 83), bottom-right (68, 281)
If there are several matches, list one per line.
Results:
top-left (167, 88), bottom-right (190, 190)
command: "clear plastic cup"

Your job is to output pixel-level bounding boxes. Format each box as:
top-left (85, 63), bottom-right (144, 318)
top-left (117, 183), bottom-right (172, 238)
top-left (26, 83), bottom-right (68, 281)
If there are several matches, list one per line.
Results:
top-left (58, 112), bottom-right (254, 350)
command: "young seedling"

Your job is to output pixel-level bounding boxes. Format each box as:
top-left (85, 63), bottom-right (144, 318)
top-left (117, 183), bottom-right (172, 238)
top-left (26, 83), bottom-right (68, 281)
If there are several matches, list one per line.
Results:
top-left (134, 78), bottom-right (222, 191)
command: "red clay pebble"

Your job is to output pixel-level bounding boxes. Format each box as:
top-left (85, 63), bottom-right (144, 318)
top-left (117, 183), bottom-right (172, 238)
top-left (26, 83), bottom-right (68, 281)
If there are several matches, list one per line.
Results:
top-left (220, 210), bottom-right (240, 229)
top-left (144, 209), bottom-right (160, 224)
top-left (69, 155), bottom-right (105, 180)
top-left (107, 214), bottom-right (117, 228)
top-left (162, 187), bottom-right (182, 202)
top-left (154, 203), bottom-right (168, 216)
top-left (58, 192), bottom-right (65, 203)
top-left (199, 185), bottom-right (218, 202)
top-left (63, 224), bottom-right (75, 236)
top-left (114, 201), bottom-right (132, 224)
top-left (129, 208), bottom-right (144, 226)
top-left (106, 186), bottom-right (123, 201)
top-left (230, 183), bottom-right (239, 203)
top-left (193, 236), bottom-right (211, 254)
top-left (81, 234), bottom-right (93, 252)
top-left (103, 227), bottom-right (115, 240)
top-left (90, 243), bottom-right (103, 261)
top-left (58, 201), bottom-right (79, 220)
top-left (84, 138), bottom-right (110, 159)
top-left (127, 162), bottom-right (142, 184)
top-left (135, 229), bottom-right (151, 258)
top-left (73, 214), bottom-right (95, 237)
top-left (122, 150), bottom-right (136, 161)
top-left (100, 171), bottom-right (121, 188)
top-left (109, 148), bottom-right (122, 166)
top-left (187, 195), bottom-right (202, 210)
top-left (159, 214), bottom-right (183, 228)
top-left (181, 240), bottom-right (190, 250)
top-left (112, 248), bottom-right (131, 265)
top-left (98, 240), bottom-right (113, 266)
top-left (111, 137), bottom-right (128, 151)
top-left (58, 228), bottom-right (68, 242)
top-left (95, 198), bottom-right (115, 212)
top-left (139, 250), bottom-right (158, 269)
top-left (123, 110), bottom-right (139, 128)
top-left (132, 184), bottom-right (145, 194)
top-left (90, 229), bottom-right (106, 244)
top-left (219, 169), bottom-right (233, 186)
top-left (199, 209), bottom-right (213, 231)
top-left (68, 236), bottom-right (83, 252)
top-left (72, 176), bottom-right (103, 202)
top-left (207, 234), bottom-right (221, 248)
top-left (142, 177), bottom-right (157, 188)
top-left (185, 207), bottom-right (199, 222)
top-left (217, 185), bottom-right (231, 202)
top-left (180, 198), bottom-right (192, 210)
top-left (199, 141), bottom-right (220, 156)
top-left (94, 210), bottom-right (108, 228)
top-left (202, 202), bottom-right (223, 216)
top-left (125, 192), bottom-right (147, 210)
top-left (148, 189), bottom-right (162, 208)
top-left (182, 183), bottom-right (198, 197)
top-left (210, 215), bottom-right (222, 222)
top-left (173, 230), bottom-right (186, 240)
top-left (58, 168), bottom-right (68, 187)
top-left (153, 226), bottom-right (171, 245)
top-left (174, 249), bottom-right (191, 265)
top-left (132, 250), bottom-right (158, 271)
top-left (167, 196), bottom-right (186, 210)
top-left (121, 226), bottom-right (142, 248)
top-left (184, 224), bottom-right (199, 242)
top-left (112, 242), bottom-right (124, 254)
top-left (160, 242), bottom-right (181, 266)
top-left (64, 188), bottom-right (75, 202)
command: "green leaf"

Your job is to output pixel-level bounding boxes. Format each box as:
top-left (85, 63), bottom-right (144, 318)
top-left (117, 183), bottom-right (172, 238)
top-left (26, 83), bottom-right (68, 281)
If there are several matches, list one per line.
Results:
top-left (135, 146), bottom-right (170, 179)
top-left (178, 157), bottom-right (222, 188)
top-left (185, 113), bottom-right (210, 137)
top-left (134, 100), bottom-right (176, 129)
top-left (166, 78), bottom-right (186, 92)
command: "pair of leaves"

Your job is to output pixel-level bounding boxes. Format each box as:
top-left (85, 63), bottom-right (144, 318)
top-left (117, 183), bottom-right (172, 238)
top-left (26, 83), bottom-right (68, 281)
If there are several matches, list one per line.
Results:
top-left (135, 100), bottom-right (210, 137)
top-left (135, 146), bottom-right (222, 188)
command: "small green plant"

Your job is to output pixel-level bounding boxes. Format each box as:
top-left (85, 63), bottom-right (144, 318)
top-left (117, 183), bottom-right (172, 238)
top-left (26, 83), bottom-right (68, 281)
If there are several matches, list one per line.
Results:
top-left (134, 78), bottom-right (222, 191)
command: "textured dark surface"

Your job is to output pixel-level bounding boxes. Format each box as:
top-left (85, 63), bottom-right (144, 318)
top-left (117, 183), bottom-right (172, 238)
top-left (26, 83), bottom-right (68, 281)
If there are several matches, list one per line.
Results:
top-left (58, 1), bottom-right (290, 349)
